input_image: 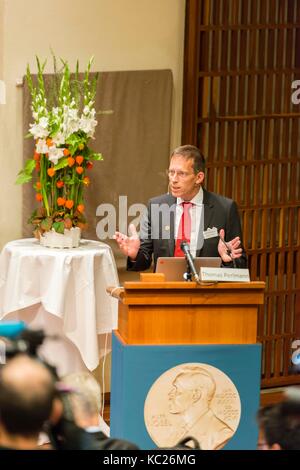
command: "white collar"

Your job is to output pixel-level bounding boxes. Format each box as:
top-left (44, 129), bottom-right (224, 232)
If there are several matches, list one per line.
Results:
top-left (85, 425), bottom-right (103, 433)
top-left (177, 186), bottom-right (203, 206)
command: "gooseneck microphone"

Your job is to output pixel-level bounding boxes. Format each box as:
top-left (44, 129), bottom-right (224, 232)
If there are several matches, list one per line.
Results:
top-left (180, 241), bottom-right (200, 283)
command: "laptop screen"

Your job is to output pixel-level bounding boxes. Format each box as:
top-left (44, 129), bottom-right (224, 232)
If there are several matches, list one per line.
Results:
top-left (155, 257), bottom-right (222, 281)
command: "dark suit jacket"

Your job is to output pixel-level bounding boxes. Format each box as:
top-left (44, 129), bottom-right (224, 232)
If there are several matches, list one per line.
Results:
top-left (90, 431), bottom-right (139, 450)
top-left (128, 189), bottom-right (247, 271)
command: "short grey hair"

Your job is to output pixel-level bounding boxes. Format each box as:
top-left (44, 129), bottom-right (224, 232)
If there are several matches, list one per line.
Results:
top-left (63, 372), bottom-right (101, 418)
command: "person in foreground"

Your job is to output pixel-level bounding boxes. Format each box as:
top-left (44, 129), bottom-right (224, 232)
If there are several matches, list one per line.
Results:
top-left (0, 354), bottom-right (56, 450)
top-left (62, 372), bottom-right (139, 450)
top-left (114, 145), bottom-right (247, 271)
top-left (257, 387), bottom-right (300, 450)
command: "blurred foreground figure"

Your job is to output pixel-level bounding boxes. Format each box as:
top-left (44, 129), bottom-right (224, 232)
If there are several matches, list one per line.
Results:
top-left (63, 372), bottom-right (139, 450)
top-left (257, 387), bottom-right (300, 450)
top-left (0, 354), bottom-right (55, 450)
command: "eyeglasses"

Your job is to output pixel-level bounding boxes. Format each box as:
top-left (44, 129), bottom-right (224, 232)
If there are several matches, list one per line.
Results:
top-left (166, 169), bottom-right (195, 179)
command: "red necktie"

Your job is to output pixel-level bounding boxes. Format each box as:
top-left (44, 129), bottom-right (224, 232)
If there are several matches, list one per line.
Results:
top-left (174, 202), bottom-right (193, 257)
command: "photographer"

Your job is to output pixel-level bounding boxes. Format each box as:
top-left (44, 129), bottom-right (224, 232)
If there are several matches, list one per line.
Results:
top-left (0, 327), bottom-right (98, 450)
top-left (0, 324), bottom-right (139, 450)
top-left (0, 354), bottom-right (56, 450)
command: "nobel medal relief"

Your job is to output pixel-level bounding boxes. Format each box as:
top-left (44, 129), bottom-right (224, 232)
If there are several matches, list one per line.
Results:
top-left (144, 363), bottom-right (241, 450)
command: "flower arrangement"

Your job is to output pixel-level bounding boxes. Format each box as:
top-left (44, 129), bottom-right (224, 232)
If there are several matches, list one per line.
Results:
top-left (16, 57), bottom-right (102, 243)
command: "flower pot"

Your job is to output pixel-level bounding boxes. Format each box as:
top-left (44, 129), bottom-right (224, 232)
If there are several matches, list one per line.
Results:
top-left (39, 227), bottom-right (81, 248)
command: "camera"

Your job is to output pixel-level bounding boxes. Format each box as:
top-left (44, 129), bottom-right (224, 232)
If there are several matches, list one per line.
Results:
top-left (0, 321), bottom-right (47, 360)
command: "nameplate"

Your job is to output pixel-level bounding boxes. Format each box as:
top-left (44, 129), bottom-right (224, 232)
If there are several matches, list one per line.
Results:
top-left (199, 267), bottom-right (250, 282)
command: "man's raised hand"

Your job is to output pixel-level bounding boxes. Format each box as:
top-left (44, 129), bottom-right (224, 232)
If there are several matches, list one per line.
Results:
top-left (113, 223), bottom-right (141, 260)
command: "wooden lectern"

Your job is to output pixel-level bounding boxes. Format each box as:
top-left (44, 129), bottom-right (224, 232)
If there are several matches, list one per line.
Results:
top-left (112, 279), bottom-right (265, 345)
top-left (109, 277), bottom-right (265, 450)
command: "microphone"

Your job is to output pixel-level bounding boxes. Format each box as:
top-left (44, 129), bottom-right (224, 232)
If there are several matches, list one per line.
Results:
top-left (180, 241), bottom-right (200, 283)
top-left (218, 232), bottom-right (237, 268)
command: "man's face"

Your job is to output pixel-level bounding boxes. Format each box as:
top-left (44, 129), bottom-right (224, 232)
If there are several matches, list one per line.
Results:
top-left (168, 155), bottom-right (204, 201)
top-left (168, 379), bottom-right (194, 414)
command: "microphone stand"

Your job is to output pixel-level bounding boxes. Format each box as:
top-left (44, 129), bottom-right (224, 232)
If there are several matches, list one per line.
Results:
top-left (219, 234), bottom-right (237, 268)
top-left (183, 261), bottom-right (193, 282)
top-left (180, 241), bottom-right (201, 283)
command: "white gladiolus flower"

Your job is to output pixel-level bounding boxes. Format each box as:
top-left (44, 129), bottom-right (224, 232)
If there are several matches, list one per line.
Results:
top-left (61, 106), bottom-right (80, 138)
top-left (79, 115), bottom-right (97, 137)
top-left (29, 116), bottom-right (49, 139)
top-left (48, 145), bottom-right (65, 165)
top-left (36, 139), bottom-right (49, 154)
top-left (52, 132), bottom-right (65, 146)
top-left (68, 108), bottom-right (78, 120)
top-left (39, 116), bottom-right (49, 127)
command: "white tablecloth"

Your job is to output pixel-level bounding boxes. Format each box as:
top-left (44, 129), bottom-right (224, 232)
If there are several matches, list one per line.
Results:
top-left (0, 239), bottom-right (118, 374)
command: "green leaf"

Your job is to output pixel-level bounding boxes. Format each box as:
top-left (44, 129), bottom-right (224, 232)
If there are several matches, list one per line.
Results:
top-left (64, 175), bottom-right (76, 185)
top-left (90, 152), bottom-right (103, 161)
top-left (54, 157), bottom-right (69, 170)
top-left (15, 172), bottom-right (33, 185)
top-left (52, 221), bottom-right (65, 234)
top-left (65, 134), bottom-right (85, 156)
top-left (40, 217), bottom-right (53, 231)
top-left (24, 158), bottom-right (36, 173)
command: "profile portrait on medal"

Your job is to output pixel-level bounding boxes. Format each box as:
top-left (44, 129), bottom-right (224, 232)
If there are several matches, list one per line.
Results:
top-left (144, 363), bottom-right (241, 450)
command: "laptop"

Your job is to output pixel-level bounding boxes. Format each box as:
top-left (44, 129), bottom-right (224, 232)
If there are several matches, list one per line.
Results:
top-left (155, 257), bottom-right (222, 281)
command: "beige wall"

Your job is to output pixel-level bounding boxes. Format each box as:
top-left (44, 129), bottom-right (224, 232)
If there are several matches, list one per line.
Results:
top-left (0, 0), bottom-right (3, 77)
top-left (0, 0), bottom-right (4, 230)
top-left (0, 0), bottom-right (185, 248)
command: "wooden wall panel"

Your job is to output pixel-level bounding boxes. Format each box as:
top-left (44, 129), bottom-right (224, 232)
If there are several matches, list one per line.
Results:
top-left (183, 0), bottom-right (300, 387)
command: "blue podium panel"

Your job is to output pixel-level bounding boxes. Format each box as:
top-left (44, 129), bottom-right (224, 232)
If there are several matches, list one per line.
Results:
top-left (111, 332), bottom-right (261, 450)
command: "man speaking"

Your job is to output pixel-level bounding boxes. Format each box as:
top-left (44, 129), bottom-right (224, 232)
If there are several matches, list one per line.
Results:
top-left (114, 145), bottom-right (247, 271)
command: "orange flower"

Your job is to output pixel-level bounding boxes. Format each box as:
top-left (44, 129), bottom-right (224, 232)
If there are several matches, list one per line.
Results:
top-left (83, 176), bottom-right (90, 186)
top-left (47, 168), bottom-right (56, 177)
top-left (77, 204), bottom-right (85, 213)
top-left (76, 166), bottom-right (84, 175)
top-left (63, 148), bottom-right (70, 156)
top-left (33, 152), bottom-right (40, 161)
top-left (65, 199), bottom-right (74, 209)
top-left (36, 181), bottom-right (42, 190)
top-left (75, 155), bottom-right (84, 165)
top-left (56, 180), bottom-right (64, 188)
top-left (36, 193), bottom-right (43, 202)
top-left (86, 161), bottom-right (93, 170)
top-left (35, 162), bottom-right (40, 171)
top-left (78, 143), bottom-right (85, 150)
top-left (67, 157), bottom-right (75, 167)
top-left (46, 138), bottom-right (53, 147)
top-left (57, 197), bottom-right (66, 206)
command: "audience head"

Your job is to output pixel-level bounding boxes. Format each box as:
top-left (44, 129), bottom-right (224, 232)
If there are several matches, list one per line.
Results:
top-left (0, 354), bottom-right (56, 449)
top-left (257, 387), bottom-right (300, 450)
top-left (62, 372), bottom-right (101, 429)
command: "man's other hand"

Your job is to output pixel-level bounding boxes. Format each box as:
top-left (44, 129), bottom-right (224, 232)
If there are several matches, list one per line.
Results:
top-left (218, 229), bottom-right (243, 263)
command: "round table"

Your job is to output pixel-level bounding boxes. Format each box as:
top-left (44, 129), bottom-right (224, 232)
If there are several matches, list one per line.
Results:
top-left (0, 238), bottom-right (119, 376)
